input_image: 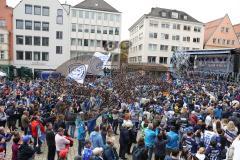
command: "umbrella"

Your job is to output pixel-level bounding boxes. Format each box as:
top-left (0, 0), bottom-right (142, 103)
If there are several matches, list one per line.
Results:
top-left (0, 71), bottom-right (6, 77)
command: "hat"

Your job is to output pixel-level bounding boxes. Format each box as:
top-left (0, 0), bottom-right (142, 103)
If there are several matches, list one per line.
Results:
top-left (93, 147), bottom-right (103, 155)
top-left (22, 135), bottom-right (31, 143)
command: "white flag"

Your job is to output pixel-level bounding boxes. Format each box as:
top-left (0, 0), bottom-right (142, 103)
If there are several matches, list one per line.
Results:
top-left (93, 52), bottom-right (111, 68)
top-left (68, 65), bottom-right (88, 84)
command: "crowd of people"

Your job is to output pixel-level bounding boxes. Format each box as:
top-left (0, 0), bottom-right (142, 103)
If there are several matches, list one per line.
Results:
top-left (0, 71), bottom-right (239, 160)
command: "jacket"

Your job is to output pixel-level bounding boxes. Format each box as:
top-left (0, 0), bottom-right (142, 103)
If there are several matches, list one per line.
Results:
top-left (17, 143), bottom-right (35, 160)
top-left (89, 131), bottom-right (104, 149)
top-left (46, 129), bottom-right (55, 147)
top-left (144, 128), bottom-right (156, 147)
top-left (76, 119), bottom-right (86, 141)
top-left (103, 144), bottom-right (119, 160)
top-left (119, 128), bottom-right (130, 145)
top-left (166, 131), bottom-right (179, 150)
top-left (31, 120), bottom-right (45, 138)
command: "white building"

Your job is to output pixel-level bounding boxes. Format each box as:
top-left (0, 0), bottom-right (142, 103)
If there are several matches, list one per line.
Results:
top-left (128, 8), bottom-right (204, 66)
top-left (70, 0), bottom-right (121, 68)
top-left (13, 0), bottom-right (70, 73)
top-left (0, 28), bottom-right (9, 65)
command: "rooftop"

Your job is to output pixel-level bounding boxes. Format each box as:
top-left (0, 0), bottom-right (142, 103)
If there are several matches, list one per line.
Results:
top-left (74, 0), bottom-right (120, 13)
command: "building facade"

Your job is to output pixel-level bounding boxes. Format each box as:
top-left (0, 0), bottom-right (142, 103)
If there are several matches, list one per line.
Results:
top-left (13, 0), bottom-right (70, 73)
top-left (128, 8), bottom-right (204, 66)
top-left (0, 0), bottom-right (13, 65)
top-left (204, 14), bottom-right (240, 49)
top-left (234, 24), bottom-right (240, 41)
top-left (70, 0), bottom-right (121, 68)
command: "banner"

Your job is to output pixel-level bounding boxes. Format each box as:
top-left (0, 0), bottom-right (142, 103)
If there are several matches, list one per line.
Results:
top-left (93, 52), bottom-right (111, 68)
top-left (68, 65), bottom-right (88, 84)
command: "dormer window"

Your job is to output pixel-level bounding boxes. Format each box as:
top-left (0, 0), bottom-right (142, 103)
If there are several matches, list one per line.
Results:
top-left (161, 12), bottom-right (167, 17)
top-left (171, 12), bottom-right (178, 19)
top-left (183, 15), bottom-right (188, 20)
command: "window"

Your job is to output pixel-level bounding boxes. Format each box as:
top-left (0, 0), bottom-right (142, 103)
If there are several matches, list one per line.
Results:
top-left (161, 23), bottom-right (170, 29)
top-left (72, 10), bottom-right (77, 17)
top-left (78, 39), bottom-right (82, 46)
top-left (42, 7), bottom-right (49, 16)
top-left (71, 38), bottom-right (76, 45)
top-left (232, 40), bottom-right (235, 45)
top-left (0, 34), bottom-right (4, 44)
top-left (78, 24), bottom-right (83, 32)
top-left (173, 24), bottom-right (180, 30)
top-left (171, 46), bottom-right (178, 52)
top-left (0, 51), bottom-right (5, 59)
top-left (25, 5), bottom-right (32, 14)
top-left (91, 12), bottom-right (95, 19)
top-left (139, 44), bottom-right (143, 51)
top-left (79, 10), bottom-right (83, 18)
top-left (218, 39), bottom-right (221, 44)
top-left (104, 13), bottom-right (108, 21)
top-left (34, 52), bottom-right (41, 61)
top-left (57, 9), bottom-right (63, 24)
top-left (171, 12), bottom-right (178, 19)
top-left (42, 37), bottom-right (49, 46)
top-left (97, 26), bottom-right (101, 34)
top-left (42, 52), bottom-right (49, 61)
top-left (116, 15), bottom-right (120, 22)
top-left (115, 28), bottom-right (119, 35)
top-left (160, 45), bottom-right (168, 51)
top-left (148, 56), bottom-right (156, 63)
top-left (139, 33), bottom-right (143, 40)
top-left (221, 27), bottom-right (225, 32)
top-left (103, 27), bottom-right (108, 34)
top-left (161, 33), bottom-right (169, 40)
top-left (183, 25), bottom-right (191, 31)
top-left (42, 22), bottom-right (49, 31)
top-left (90, 40), bottom-right (95, 47)
top-left (97, 13), bottom-right (102, 20)
top-left (182, 47), bottom-right (190, 51)
top-left (25, 21), bottom-right (32, 30)
top-left (25, 36), bottom-right (32, 45)
top-left (149, 32), bottom-right (157, 38)
top-left (91, 26), bottom-right (95, 33)
top-left (148, 44), bottom-right (157, 51)
top-left (193, 38), bottom-right (200, 43)
top-left (16, 35), bottom-right (24, 45)
top-left (84, 39), bottom-right (88, 46)
top-left (110, 14), bottom-right (114, 21)
top-left (16, 20), bottom-right (24, 29)
top-left (227, 40), bottom-right (230, 45)
top-left (222, 39), bottom-right (226, 45)
top-left (172, 35), bottom-right (180, 41)
top-left (85, 11), bottom-right (89, 18)
top-left (0, 20), bottom-right (6, 28)
top-left (25, 51), bottom-right (32, 60)
top-left (183, 15), bottom-right (188, 20)
top-left (56, 31), bottom-right (63, 39)
top-left (183, 36), bottom-right (190, 42)
top-left (192, 48), bottom-right (200, 50)
top-left (226, 28), bottom-right (229, 32)
top-left (84, 25), bottom-right (89, 33)
top-left (34, 36), bottom-right (41, 46)
top-left (194, 27), bottom-right (201, 32)
top-left (161, 12), bottom-right (166, 17)
top-left (72, 23), bottom-right (76, 32)
top-left (213, 38), bottom-right (216, 44)
top-left (56, 46), bottom-right (62, 54)
top-left (34, 6), bottom-right (41, 15)
top-left (109, 27), bottom-right (114, 35)
top-left (97, 40), bottom-right (101, 47)
top-left (34, 21), bottom-right (41, 30)
top-left (16, 51), bottom-right (24, 60)
top-left (149, 20), bottom-right (158, 27)
top-left (159, 57), bottom-right (168, 64)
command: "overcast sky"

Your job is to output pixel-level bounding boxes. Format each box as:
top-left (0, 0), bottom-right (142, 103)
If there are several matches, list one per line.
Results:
top-left (7, 0), bottom-right (240, 40)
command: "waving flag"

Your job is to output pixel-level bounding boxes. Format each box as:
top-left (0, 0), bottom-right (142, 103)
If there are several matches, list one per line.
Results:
top-left (93, 52), bottom-right (111, 68)
top-left (68, 65), bottom-right (88, 84)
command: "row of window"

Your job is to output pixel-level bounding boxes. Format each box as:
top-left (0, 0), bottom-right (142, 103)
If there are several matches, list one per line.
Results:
top-left (71, 9), bottom-right (120, 22)
top-left (25, 4), bottom-right (50, 16)
top-left (128, 56), bottom-right (168, 64)
top-left (149, 20), bottom-right (201, 32)
top-left (71, 24), bottom-right (120, 35)
top-left (0, 19), bottom-right (6, 28)
top-left (0, 34), bottom-right (6, 44)
top-left (212, 38), bottom-right (235, 45)
top-left (16, 20), bottom-right (49, 31)
top-left (0, 51), bottom-right (7, 60)
top-left (71, 38), bottom-right (118, 48)
top-left (16, 51), bottom-right (49, 61)
top-left (16, 35), bottom-right (49, 46)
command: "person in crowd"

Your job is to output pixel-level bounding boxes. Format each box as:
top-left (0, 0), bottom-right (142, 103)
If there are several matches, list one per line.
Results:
top-left (144, 123), bottom-right (156, 160)
top-left (164, 150), bottom-right (180, 160)
top-left (224, 121), bottom-right (238, 146)
top-left (76, 112), bottom-right (87, 155)
top-left (90, 126), bottom-right (104, 149)
top-left (119, 123), bottom-right (130, 160)
top-left (103, 137), bottom-right (119, 160)
top-left (11, 136), bottom-right (20, 160)
top-left (0, 107), bottom-right (7, 127)
top-left (18, 135), bottom-right (35, 160)
top-left (166, 126), bottom-right (179, 153)
top-left (205, 139), bottom-right (221, 160)
top-left (154, 131), bottom-right (168, 160)
top-left (112, 109), bottom-right (119, 135)
top-left (21, 111), bottom-right (30, 135)
top-left (46, 123), bottom-right (56, 160)
top-left (82, 140), bottom-right (93, 160)
top-left (92, 147), bottom-right (104, 160)
top-left (132, 137), bottom-right (148, 160)
top-left (55, 128), bottom-right (70, 159)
